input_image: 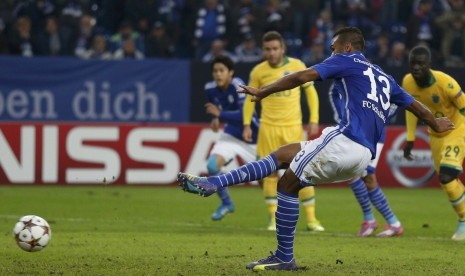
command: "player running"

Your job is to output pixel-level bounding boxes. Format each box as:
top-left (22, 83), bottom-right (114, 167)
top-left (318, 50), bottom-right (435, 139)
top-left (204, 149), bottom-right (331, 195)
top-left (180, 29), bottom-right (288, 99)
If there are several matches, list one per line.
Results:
top-left (403, 45), bottom-right (465, 241)
top-left (204, 55), bottom-right (259, 221)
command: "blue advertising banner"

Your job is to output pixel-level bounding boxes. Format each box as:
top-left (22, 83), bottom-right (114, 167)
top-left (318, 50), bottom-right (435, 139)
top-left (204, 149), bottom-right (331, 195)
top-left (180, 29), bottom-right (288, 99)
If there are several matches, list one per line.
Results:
top-left (0, 56), bottom-right (190, 122)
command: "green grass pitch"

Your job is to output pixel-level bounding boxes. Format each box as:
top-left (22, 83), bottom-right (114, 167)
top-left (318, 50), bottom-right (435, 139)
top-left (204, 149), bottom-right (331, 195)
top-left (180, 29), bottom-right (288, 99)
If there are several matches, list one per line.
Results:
top-left (0, 185), bottom-right (463, 275)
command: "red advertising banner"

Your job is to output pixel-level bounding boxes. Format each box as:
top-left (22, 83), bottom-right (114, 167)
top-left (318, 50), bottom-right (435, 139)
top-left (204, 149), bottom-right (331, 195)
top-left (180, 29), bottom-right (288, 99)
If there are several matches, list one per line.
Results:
top-left (0, 123), bottom-right (463, 187)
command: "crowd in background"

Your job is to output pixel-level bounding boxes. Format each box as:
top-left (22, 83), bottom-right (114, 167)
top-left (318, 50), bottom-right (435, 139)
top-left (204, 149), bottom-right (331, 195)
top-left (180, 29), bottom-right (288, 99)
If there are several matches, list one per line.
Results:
top-left (0, 0), bottom-right (464, 67)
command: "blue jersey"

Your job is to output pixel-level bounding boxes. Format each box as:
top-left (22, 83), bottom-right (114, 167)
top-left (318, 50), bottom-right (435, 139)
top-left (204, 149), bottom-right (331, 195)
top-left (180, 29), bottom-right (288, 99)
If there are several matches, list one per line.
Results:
top-left (205, 77), bottom-right (259, 143)
top-left (313, 52), bottom-right (414, 157)
top-left (329, 83), bottom-right (399, 144)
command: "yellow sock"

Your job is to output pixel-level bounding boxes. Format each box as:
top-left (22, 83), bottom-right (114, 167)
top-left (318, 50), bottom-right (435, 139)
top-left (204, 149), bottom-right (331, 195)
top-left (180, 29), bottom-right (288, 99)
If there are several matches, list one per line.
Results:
top-left (441, 179), bottom-right (465, 221)
top-left (263, 176), bottom-right (278, 222)
top-left (299, 186), bottom-right (317, 223)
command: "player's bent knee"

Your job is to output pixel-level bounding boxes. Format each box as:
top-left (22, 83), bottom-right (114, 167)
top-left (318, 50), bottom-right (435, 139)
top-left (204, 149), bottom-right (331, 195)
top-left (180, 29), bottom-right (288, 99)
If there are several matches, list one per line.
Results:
top-left (438, 166), bottom-right (460, 184)
top-left (207, 155), bottom-right (220, 175)
top-left (277, 169), bottom-right (301, 194)
top-left (363, 174), bottom-right (378, 190)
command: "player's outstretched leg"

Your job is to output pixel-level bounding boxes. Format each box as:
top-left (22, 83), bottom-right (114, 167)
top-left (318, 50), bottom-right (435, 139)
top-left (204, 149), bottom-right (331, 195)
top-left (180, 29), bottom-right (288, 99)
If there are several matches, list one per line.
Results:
top-left (178, 154), bottom-right (279, 197)
top-left (246, 252), bottom-right (297, 271)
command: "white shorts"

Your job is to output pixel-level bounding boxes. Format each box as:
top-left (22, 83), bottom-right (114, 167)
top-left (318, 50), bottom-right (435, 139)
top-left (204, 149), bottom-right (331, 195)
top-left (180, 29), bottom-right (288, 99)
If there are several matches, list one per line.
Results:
top-left (290, 126), bottom-right (372, 186)
top-left (210, 132), bottom-right (257, 164)
top-left (362, 142), bottom-right (384, 177)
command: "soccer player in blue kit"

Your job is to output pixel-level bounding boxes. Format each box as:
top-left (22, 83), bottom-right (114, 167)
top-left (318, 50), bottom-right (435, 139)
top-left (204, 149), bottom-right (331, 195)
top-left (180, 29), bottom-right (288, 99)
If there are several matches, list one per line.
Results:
top-left (330, 86), bottom-right (404, 237)
top-left (204, 55), bottom-right (259, 220)
top-left (178, 27), bottom-right (454, 271)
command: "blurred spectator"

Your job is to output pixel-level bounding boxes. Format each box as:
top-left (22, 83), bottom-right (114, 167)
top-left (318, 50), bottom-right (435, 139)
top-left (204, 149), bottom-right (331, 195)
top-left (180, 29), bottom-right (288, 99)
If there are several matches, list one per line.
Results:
top-left (124, 0), bottom-right (157, 34)
top-left (193, 0), bottom-right (230, 60)
top-left (35, 16), bottom-right (73, 56)
top-left (81, 34), bottom-right (112, 60)
top-left (435, 0), bottom-right (465, 66)
top-left (301, 38), bottom-right (327, 66)
top-left (412, 0), bottom-right (450, 16)
top-left (0, 0), bottom-right (462, 67)
top-left (113, 38), bottom-right (144, 60)
top-left (377, 0), bottom-right (411, 27)
top-left (327, 0), bottom-right (350, 24)
top-left (366, 32), bottom-right (390, 64)
top-left (230, 0), bottom-right (265, 48)
top-left (156, 0), bottom-right (193, 58)
top-left (289, 0), bottom-right (320, 44)
top-left (59, 0), bottom-right (86, 31)
top-left (234, 33), bottom-right (262, 63)
top-left (263, 0), bottom-right (291, 34)
top-left (145, 21), bottom-right (175, 58)
top-left (8, 16), bottom-right (37, 57)
top-left (74, 14), bottom-right (96, 58)
top-left (346, 0), bottom-right (378, 36)
top-left (309, 9), bottom-right (334, 57)
top-left (406, 0), bottom-right (440, 51)
top-left (13, 0), bottom-right (56, 33)
top-left (386, 41), bottom-right (407, 67)
top-left (109, 20), bottom-right (144, 54)
top-left (386, 21), bottom-right (408, 43)
top-left (202, 38), bottom-right (237, 63)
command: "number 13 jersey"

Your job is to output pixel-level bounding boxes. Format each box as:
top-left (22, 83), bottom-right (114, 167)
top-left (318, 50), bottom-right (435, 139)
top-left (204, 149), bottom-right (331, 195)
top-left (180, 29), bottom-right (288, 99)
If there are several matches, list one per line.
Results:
top-left (313, 52), bottom-right (414, 158)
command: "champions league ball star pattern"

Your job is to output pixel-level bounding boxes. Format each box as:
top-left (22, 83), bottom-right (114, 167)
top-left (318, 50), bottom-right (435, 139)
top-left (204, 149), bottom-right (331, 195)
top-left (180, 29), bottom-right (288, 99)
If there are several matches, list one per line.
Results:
top-left (13, 215), bottom-right (52, 252)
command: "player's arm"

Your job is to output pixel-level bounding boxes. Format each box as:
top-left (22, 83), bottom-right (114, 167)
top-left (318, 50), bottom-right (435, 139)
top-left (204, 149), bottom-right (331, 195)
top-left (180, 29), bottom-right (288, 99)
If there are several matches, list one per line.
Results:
top-left (242, 70), bottom-right (259, 142)
top-left (404, 107), bottom-right (419, 160)
top-left (206, 102), bottom-right (242, 123)
top-left (240, 68), bottom-right (319, 102)
top-left (447, 79), bottom-right (465, 116)
top-left (205, 93), bottom-right (221, 133)
top-left (405, 99), bottom-right (454, 133)
top-left (302, 82), bottom-right (319, 138)
top-left (454, 90), bottom-right (465, 116)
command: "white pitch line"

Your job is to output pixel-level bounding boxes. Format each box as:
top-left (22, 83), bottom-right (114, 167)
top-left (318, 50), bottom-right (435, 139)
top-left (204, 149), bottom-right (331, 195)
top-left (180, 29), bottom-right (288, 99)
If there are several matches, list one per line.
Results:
top-left (0, 214), bottom-right (88, 222)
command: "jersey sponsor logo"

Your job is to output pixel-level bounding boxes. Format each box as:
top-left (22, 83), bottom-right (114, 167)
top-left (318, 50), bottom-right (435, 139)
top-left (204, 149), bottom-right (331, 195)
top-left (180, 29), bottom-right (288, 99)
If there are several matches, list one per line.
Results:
top-left (0, 124), bottom-right (257, 185)
top-left (386, 131), bottom-right (435, 187)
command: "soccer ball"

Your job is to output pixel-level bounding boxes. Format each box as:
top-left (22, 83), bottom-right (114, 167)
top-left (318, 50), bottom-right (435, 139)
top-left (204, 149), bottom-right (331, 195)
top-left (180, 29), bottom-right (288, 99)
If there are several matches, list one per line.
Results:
top-left (13, 215), bottom-right (52, 252)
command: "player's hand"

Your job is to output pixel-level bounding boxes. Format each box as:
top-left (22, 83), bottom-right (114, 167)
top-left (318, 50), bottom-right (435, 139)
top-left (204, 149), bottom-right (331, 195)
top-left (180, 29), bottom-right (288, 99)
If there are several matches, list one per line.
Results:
top-left (205, 103), bottom-right (220, 117)
top-left (307, 122), bottom-right (319, 139)
top-left (242, 125), bottom-right (253, 142)
top-left (403, 141), bottom-right (414, 161)
top-left (210, 118), bottom-right (220, 132)
top-left (432, 117), bottom-right (455, 133)
top-left (238, 85), bottom-right (263, 102)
